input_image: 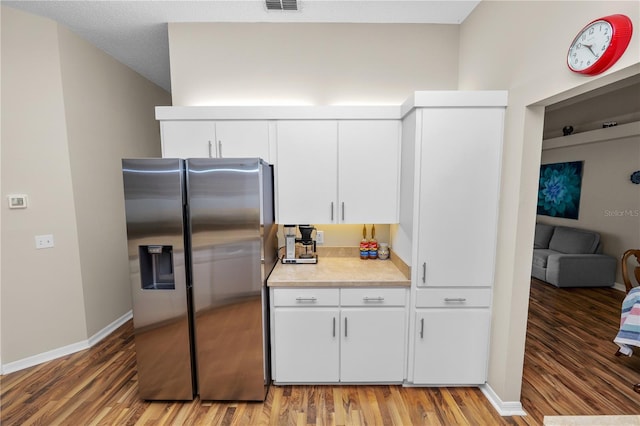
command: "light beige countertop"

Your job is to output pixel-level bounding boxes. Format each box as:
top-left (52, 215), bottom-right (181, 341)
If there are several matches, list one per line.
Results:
top-left (267, 252), bottom-right (411, 288)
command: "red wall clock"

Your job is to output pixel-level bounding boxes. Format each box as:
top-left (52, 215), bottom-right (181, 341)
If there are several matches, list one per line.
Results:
top-left (567, 14), bottom-right (633, 76)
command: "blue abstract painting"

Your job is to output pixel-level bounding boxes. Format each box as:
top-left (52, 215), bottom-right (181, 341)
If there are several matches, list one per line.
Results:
top-left (537, 161), bottom-right (583, 219)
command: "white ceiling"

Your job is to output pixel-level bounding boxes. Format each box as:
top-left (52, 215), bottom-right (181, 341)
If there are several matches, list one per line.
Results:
top-left (3, 0), bottom-right (481, 92)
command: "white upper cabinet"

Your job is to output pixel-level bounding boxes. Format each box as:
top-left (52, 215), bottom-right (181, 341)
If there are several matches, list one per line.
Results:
top-left (416, 107), bottom-right (504, 287)
top-left (338, 121), bottom-right (400, 224)
top-left (276, 120), bottom-right (400, 224)
top-left (276, 120), bottom-right (339, 225)
top-left (160, 120), bottom-right (270, 161)
top-left (215, 121), bottom-right (271, 160)
top-left (161, 121), bottom-right (215, 158)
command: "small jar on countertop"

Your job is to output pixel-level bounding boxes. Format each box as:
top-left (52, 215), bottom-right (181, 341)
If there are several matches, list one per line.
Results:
top-left (378, 243), bottom-right (390, 260)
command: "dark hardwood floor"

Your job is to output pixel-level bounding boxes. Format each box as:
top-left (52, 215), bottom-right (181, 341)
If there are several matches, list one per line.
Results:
top-left (521, 278), bottom-right (640, 420)
top-left (1, 279), bottom-right (639, 425)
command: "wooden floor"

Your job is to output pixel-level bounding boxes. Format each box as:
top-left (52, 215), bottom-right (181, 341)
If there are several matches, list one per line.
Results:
top-left (1, 279), bottom-right (639, 425)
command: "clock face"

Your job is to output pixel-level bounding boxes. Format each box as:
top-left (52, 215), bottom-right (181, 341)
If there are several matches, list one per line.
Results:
top-left (567, 20), bottom-right (612, 72)
top-left (567, 14), bottom-right (634, 76)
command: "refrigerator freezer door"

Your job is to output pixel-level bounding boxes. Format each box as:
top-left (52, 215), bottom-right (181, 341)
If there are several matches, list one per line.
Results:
top-left (187, 158), bottom-right (269, 401)
top-left (122, 158), bottom-right (194, 400)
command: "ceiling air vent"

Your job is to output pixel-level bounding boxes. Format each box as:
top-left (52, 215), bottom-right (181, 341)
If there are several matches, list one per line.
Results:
top-left (266, 0), bottom-right (298, 10)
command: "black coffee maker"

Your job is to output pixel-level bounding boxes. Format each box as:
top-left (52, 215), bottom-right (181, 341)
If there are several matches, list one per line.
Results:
top-left (282, 225), bottom-right (318, 264)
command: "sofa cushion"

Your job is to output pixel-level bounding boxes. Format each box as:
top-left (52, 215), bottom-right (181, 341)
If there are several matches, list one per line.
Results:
top-left (548, 226), bottom-right (600, 254)
top-left (534, 223), bottom-right (555, 249)
top-left (532, 249), bottom-right (556, 268)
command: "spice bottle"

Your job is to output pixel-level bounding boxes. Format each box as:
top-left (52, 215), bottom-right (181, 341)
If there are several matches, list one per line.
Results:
top-left (369, 224), bottom-right (378, 259)
top-left (359, 225), bottom-right (369, 260)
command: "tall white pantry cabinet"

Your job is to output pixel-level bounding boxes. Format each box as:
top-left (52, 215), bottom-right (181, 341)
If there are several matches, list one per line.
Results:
top-left (398, 92), bottom-right (507, 385)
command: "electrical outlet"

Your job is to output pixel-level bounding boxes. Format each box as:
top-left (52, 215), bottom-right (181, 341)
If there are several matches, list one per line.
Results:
top-left (316, 230), bottom-right (324, 245)
top-left (35, 234), bottom-right (54, 249)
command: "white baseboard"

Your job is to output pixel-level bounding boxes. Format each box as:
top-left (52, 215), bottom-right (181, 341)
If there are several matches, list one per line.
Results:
top-left (1, 310), bottom-right (132, 375)
top-left (480, 383), bottom-right (527, 416)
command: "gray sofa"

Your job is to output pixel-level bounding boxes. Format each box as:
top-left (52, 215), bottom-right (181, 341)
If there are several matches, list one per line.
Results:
top-left (532, 223), bottom-right (616, 287)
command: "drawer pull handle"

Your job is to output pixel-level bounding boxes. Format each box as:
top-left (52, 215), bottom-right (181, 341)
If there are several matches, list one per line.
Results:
top-left (363, 296), bottom-right (385, 302)
top-left (444, 298), bottom-right (467, 303)
top-left (295, 297), bottom-right (317, 302)
top-left (422, 262), bottom-right (426, 283)
top-left (420, 318), bottom-right (424, 339)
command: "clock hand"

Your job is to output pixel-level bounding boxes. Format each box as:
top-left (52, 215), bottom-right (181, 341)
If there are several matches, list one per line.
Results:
top-left (582, 43), bottom-right (597, 57)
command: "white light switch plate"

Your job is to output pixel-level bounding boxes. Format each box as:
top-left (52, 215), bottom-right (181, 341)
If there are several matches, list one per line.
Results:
top-left (35, 234), bottom-right (54, 249)
top-left (316, 230), bottom-right (324, 244)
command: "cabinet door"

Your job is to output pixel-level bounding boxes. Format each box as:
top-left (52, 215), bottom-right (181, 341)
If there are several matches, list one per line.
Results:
top-left (276, 121), bottom-right (338, 224)
top-left (338, 121), bottom-right (400, 224)
top-left (161, 121), bottom-right (215, 158)
top-left (417, 108), bottom-right (503, 287)
top-left (413, 309), bottom-right (490, 385)
top-left (215, 121), bottom-right (270, 161)
top-left (273, 308), bottom-right (339, 383)
top-left (340, 308), bottom-right (405, 382)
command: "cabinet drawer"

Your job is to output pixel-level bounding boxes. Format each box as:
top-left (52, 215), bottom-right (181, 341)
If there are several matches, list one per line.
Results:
top-left (273, 288), bottom-right (340, 307)
top-left (340, 288), bottom-right (406, 307)
top-left (415, 288), bottom-right (491, 308)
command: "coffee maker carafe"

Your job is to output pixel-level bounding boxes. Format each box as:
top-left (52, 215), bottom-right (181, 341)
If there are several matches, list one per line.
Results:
top-left (282, 224), bottom-right (318, 264)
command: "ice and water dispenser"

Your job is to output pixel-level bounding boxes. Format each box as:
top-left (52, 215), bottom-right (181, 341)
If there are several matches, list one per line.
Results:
top-left (139, 245), bottom-right (175, 290)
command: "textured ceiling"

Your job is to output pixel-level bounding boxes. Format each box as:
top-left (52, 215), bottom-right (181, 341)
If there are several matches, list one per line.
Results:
top-left (3, 0), bottom-right (481, 92)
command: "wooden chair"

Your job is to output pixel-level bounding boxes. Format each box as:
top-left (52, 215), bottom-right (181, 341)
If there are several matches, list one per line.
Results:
top-left (616, 249), bottom-right (640, 393)
top-left (622, 249), bottom-right (640, 293)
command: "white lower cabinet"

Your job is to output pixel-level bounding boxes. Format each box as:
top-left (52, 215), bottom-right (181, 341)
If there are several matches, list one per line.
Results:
top-left (411, 288), bottom-right (491, 385)
top-left (340, 308), bottom-right (405, 382)
top-left (273, 308), bottom-right (340, 383)
top-left (271, 287), bottom-right (407, 383)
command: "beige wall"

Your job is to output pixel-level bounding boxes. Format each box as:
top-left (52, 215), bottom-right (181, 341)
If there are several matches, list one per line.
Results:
top-left (57, 25), bottom-right (167, 337)
top-left (168, 23), bottom-right (460, 106)
top-left (1, 6), bottom-right (87, 363)
top-left (539, 136), bottom-right (640, 284)
top-left (1, 7), bottom-right (170, 365)
top-left (459, 0), bottom-right (640, 404)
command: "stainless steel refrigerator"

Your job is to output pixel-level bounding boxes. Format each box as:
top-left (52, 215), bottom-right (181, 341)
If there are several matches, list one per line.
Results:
top-left (122, 158), bottom-right (276, 401)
